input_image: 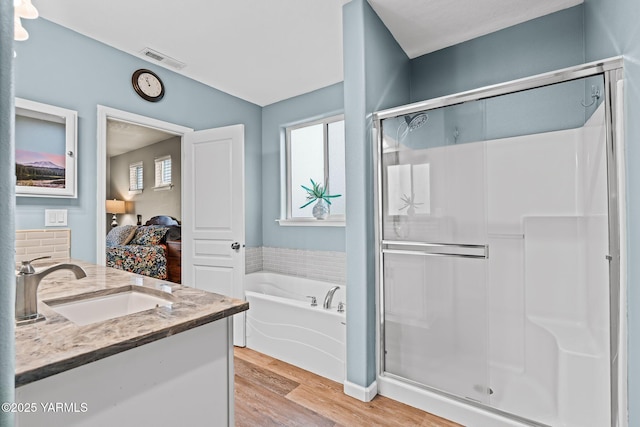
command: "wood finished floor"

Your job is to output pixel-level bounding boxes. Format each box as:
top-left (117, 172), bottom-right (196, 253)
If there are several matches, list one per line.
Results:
top-left (234, 347), bottom-right (462, 427)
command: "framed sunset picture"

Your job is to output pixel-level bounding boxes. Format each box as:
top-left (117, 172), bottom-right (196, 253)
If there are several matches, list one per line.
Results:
top-left (15, 98), bottom-right (77, 198)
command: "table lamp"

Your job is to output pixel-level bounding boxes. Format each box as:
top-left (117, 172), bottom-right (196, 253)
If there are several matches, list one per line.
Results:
top-left (105, 199), bottom-right (126, 228)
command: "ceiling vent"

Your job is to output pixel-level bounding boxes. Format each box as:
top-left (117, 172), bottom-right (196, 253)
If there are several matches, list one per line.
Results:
top-left (139, 48), bottom-right (186, 70)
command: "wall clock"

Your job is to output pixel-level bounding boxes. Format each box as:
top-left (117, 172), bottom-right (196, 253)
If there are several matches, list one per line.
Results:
top-left (132, 69), bottom-right (165, 102)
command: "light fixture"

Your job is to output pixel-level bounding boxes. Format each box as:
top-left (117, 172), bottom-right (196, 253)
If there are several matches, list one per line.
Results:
top-left (105, 199), bottom-right (126, 228)
top-left (16, 0), bottom-right (38, 19)
top-left (13, 16), bottom-right (28, 42)
top-left (14, 0), bottom-right (39, 41)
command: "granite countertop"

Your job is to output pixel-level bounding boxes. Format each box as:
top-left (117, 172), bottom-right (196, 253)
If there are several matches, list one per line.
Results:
top-left (15, 260), bottom-right (248, 387)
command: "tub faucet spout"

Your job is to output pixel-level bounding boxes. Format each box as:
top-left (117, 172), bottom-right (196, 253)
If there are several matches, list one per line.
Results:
top-left (323, 286), bottom-right (340, 309)
top-left (15, 256), bottom-right (87, 324)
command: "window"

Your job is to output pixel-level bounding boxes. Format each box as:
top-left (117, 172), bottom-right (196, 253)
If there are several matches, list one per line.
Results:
top-left (129, 161), bottom-right (143, 193)
top-left (284, 115), bottom-right (345, 223)
top-left (154, 155), bottom-right (172, 189)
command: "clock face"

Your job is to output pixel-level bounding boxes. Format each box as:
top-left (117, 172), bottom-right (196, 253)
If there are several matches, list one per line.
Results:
top-left (132, 69), bottom-right (165, 102)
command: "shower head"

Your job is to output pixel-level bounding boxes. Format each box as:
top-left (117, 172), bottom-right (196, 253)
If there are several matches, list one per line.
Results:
top-left (404, 113), bottom-right (428, 131)
top-left (394, 112), bottom-right (429, 146)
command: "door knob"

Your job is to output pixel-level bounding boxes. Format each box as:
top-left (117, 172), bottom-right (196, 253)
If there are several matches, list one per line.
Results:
top-left (231, 242), bottom-right (241, 251)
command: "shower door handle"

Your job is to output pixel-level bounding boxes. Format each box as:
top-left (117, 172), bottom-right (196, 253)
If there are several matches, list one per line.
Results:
top-left (381, 240), bottom-right (489, 259)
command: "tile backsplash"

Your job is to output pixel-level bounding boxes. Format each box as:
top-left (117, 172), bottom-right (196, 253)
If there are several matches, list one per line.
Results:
top-left (15, 229), bottom-right (71, 264)
top-left (249, 246), bottom-right (346, 285)
top-left (14, 233), bottom-right (345, 285)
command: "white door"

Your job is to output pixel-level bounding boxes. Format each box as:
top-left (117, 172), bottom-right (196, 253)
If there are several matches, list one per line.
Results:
top-left (182, 124), bottom-right (245, 346)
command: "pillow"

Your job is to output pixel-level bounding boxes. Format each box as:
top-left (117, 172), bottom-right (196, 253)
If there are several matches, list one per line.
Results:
top-left (105, 225), bottom-right (137, 247)
top-left (129, 225), bottom-right (169, 246)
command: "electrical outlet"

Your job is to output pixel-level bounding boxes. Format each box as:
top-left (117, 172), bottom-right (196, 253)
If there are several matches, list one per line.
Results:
top-left (45, 209), bottom-right (67, 226)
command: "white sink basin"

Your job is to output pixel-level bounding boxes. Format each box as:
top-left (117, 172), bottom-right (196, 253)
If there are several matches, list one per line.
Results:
top-left (46, 289), bottom-right (173, 326)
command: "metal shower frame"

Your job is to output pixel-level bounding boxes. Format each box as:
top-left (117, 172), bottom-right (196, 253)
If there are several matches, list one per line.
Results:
top-left (372, 56), bottom-right (625, 427)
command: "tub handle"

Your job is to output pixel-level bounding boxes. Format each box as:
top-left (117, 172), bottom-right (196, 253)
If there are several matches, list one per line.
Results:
top-left (337, 302), bottom-right (345, 313)
top-left (306, 296), bottom-right (317, 307)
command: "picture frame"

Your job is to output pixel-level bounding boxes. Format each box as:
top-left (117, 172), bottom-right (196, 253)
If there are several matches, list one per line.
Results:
top-left (15, 98), bottom-right (78, 198)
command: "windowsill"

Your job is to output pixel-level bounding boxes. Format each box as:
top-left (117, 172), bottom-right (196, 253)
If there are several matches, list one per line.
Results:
top-left (129, 189), bottom-right (143, 195)
top-left (153, 185), bottom-right (173, 191)
top-left (276, 218), bottom-right (345, 227)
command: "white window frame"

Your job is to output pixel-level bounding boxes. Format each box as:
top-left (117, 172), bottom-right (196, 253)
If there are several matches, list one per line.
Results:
top-left (154, 155), bottom-right (172, 191)
top-left (129, 161), bottom-right (143, 194)
top-left (279, 114), bottom-right (345, 227)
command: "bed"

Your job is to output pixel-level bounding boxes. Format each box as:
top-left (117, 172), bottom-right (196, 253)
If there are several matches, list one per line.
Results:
top-left (105, 216), bottom-right (181, 282)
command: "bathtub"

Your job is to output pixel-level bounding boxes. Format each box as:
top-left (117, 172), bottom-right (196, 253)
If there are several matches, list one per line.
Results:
top-left (244, 272), bottom-right (346, 383)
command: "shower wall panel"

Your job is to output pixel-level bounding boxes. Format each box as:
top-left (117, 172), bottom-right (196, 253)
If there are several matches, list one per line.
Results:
top-left (381, 97), bottom-right (610, 426)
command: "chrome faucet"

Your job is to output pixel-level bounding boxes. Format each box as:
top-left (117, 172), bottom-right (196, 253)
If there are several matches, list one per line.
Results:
top-left (323, 286), bottom-right (340, 309)
top-left (15, 256), bottom-right (87, 324)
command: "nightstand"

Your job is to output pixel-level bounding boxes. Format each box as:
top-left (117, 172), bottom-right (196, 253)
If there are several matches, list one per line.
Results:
top-left (166, 240), bottom-right (181, 284)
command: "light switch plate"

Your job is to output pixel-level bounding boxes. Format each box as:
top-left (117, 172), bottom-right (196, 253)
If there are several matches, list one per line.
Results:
top-left (45, 209), bottom-right (67, 226)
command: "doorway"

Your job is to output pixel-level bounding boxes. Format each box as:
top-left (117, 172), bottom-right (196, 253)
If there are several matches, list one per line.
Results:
top-left (96, 106), bottom-right (192, 264)
top-left (106, 119), bottom-right (179, 226)
top-left (96, 107), bottom-right (247, 346)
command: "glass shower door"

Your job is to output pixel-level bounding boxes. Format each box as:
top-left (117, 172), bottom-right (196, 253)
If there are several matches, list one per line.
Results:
top-left (380, 108), bottom-right (490, 403)
top-left (378, 72), bottom-right (615, 426)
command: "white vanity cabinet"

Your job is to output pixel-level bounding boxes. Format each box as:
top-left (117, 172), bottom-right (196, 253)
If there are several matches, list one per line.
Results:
top-left (16, 319), bottom-right (234, 427)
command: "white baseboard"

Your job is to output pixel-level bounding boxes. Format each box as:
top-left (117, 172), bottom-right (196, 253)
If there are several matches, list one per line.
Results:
top-left (343, 380), bottom-right (378, 402)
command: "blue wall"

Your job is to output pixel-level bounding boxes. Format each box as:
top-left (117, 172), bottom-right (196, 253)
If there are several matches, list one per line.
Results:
top-left (584, 0), bottom-right (640, 424)
top-left (393, 4), bottom-right (638, 424)
top-left (5, 4), bottom-right (637, 424)
top-left (13, 18), bottom-right (263, 261)
top-left (395, 77), bottom-right (595, 151)
top-left (0, 2), bottom-right (15, 424)
top-left (410, 6), bottom-right (585, 102)
top-left (409, 4), bottom-right (639, 424)
top-left (261, 82), bottom-right (345, 251)
top-left (343, 0), bottom-right (410, 388)
top-left (340, 2), bottom-right (585, 393)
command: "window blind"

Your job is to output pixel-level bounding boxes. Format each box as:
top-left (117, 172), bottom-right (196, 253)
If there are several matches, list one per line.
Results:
top-left (154, 155), bottom-right (171, 188)
top-left (129, 161), bottom-right (143, 191)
